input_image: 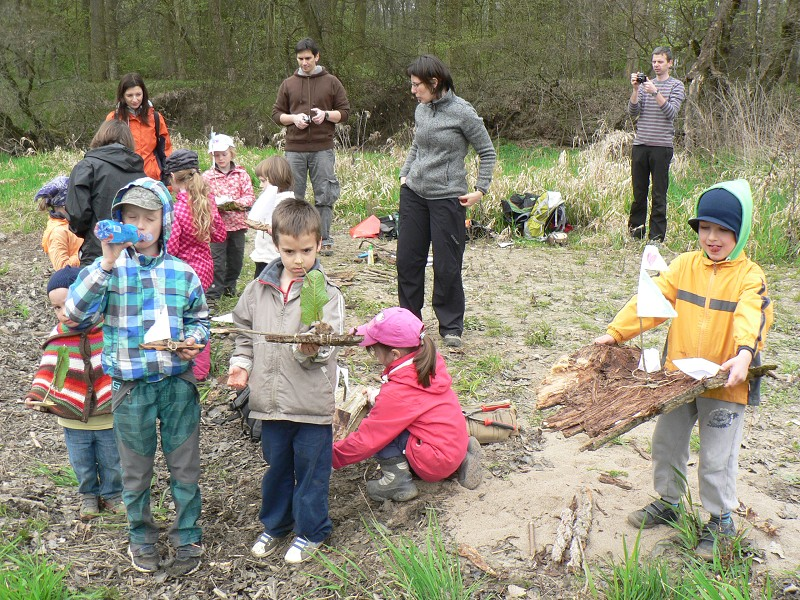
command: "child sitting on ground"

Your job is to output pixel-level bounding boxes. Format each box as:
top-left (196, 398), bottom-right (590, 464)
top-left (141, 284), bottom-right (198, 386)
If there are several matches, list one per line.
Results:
top-left (66, 178), bottom-right (209, 577)
top-left (333, 307), bottom-right (482, 501)
top-left (248, 156), bottom-right (295, 279)
top-left (595, 179), bottom-right (773, 560)
top-left (227, 198), bottom-right (344, 565)
top-left (25, 266), bottom-right (122, 521)
top-left (165, 149), bottom-right (227, 381)
top-left (36, 176), bottom-right (81, 269)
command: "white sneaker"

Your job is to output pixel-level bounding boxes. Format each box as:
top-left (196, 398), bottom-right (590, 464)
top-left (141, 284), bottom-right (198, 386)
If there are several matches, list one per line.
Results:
top-left (251, 532), bottom-right (283, 558)
top-left (284, 536), bottom-right (322, 564)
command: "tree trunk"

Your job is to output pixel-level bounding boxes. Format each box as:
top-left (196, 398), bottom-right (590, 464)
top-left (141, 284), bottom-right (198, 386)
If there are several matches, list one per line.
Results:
top-left (684, 0), bottom-right (739, 150)
top-left (89, 0), bottom-right (108, 81)
top-left (297, 0), bottom-right (325, 49)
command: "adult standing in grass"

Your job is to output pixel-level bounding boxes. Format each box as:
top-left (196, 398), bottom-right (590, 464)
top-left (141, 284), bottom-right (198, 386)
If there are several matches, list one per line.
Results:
top-left (397, 54), bottom-right (496, 349)
top-left (272, 37), bottom-right (350, 256)
top-left (627, 47), bottom-right (685, 243)
top-left (66, 120), bottom-right (146, 266)
top-left (107, 73), bottom-right (173, 182)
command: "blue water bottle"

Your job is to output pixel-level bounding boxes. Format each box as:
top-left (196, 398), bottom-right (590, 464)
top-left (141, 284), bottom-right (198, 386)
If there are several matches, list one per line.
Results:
top-left (95, 220), bottom-right (153, 243)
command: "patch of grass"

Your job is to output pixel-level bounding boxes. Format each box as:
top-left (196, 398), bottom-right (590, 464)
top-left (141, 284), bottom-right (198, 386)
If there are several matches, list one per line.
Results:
top-left (31, 463), bottom-right (78, 488)
top-left (589, 530), bottom-right (673, 599)
top-left (524, 320), bottom-right (554, 347)
top-left (482, 316), bottom-right (513, 337)
top-left (0, 533), bottom-right (108, 599)
top-left (308, 510), bottom-right (486, 599)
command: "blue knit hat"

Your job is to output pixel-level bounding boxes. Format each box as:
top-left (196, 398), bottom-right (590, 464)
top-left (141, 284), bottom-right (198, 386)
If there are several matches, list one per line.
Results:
top-left (688, 188), bottom-right (743, 239)
top-left (47, 266), bottom-right (81, 294)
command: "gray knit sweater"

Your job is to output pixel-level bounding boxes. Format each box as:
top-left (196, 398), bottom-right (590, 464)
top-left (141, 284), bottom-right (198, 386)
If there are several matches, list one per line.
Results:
top-left (400, 91), bottom-right (496, 200)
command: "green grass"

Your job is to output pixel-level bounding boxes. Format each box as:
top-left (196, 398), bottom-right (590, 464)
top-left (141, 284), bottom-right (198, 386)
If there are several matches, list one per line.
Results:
top-left (4, 135), bottom-right (799, 264)
top-left (30, 463), bottom-right (78, 488)
top-left (308, 510), bottom-right (489, 599)
top-left (0, 533), bottom-right (109, 599)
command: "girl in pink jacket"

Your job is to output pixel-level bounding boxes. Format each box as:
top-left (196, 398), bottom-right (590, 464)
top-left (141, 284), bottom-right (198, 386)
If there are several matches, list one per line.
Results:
top-left (333, 307), bottom-right (483, 501)
top-left (165, 149), bottom-right (226, 380)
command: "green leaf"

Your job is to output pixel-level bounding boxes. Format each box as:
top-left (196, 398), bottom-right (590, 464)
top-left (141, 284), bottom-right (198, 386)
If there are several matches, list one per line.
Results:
top-left (300, 270), bottom-right (330, 326)
top-left (53, 345), bottom-right (69, 391)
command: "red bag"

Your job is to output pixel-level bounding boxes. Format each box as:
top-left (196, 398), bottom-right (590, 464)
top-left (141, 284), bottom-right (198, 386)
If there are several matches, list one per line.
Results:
top-left (350, 215), bottom-right (380, 238)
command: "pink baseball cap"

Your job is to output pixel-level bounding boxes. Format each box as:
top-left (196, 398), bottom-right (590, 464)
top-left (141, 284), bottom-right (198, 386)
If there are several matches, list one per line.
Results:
top-left (356, 307), bottom-right (425, 348)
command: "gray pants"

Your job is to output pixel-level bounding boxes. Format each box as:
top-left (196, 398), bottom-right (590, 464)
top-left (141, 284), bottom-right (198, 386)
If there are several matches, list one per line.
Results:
top-left (286, 149), bottom-right (339, 243)
top-left (652, 396), bottom-right (745, 516)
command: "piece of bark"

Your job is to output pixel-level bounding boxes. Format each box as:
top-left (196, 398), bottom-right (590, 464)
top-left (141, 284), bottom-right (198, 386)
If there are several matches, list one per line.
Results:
top-left (457, 543), bottom-right (498, 577)
top-left (333, 385), bottom-right (370, 442)
top-left (598, 474), bottom-right (633, 490)
top-left (537, 344), bottom-right (776, 451)
top-left (551, 487), bottom-right (593, 571)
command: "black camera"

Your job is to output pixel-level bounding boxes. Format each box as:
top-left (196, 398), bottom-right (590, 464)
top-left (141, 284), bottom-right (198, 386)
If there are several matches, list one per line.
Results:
top-left (636, 73), bottom-right (648, 84)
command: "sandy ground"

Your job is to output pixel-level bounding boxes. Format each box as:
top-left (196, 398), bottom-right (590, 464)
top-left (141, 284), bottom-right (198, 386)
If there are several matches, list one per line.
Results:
top-left (0, 227), bottom-right (798, 598)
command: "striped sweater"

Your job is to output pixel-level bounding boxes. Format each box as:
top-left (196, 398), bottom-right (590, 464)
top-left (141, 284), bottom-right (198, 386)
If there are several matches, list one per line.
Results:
top-left (628, 77), bottom-right (685, 148)
top-left (27, 323), bottom-right (113, 422)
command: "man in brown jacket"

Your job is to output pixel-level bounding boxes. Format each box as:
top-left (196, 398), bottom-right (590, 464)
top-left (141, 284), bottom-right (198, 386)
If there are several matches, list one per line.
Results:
top-left (272, 37), bottom-right (350, 255)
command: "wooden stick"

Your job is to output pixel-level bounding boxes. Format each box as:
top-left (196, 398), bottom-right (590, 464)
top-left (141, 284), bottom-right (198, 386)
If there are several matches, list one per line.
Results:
top-left (211, 326), bottom-right (364, 346)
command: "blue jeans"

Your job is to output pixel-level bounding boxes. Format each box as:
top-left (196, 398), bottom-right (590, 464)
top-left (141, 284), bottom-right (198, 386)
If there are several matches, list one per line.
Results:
top-left (63, 427), bottom-right (123, 500)
top-left (376, 430), bottom-right (410, 459)
top-left (259, 421), bottom-right (332, 544)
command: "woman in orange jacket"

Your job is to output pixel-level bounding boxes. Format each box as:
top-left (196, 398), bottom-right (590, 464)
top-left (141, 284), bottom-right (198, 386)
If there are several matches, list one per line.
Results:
top-left (106, 73), bottom-right (172, 181)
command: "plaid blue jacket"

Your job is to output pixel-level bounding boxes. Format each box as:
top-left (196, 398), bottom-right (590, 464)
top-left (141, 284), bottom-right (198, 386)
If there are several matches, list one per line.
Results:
top-left (66, 178), bottom-right (209, 382)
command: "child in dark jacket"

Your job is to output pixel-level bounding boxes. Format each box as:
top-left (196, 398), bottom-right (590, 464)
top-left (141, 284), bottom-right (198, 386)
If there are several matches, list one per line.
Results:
top-left (333, 307), bottom-right (483, 501)
top-left (25, 266), bottom-right (122, 521)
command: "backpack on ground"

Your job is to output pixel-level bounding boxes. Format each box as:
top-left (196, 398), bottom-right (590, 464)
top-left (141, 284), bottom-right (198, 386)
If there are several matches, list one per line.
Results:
top-left (523, 191), bottom-right (566, 239)
top-left (501, 192), bottom-right (539, 232)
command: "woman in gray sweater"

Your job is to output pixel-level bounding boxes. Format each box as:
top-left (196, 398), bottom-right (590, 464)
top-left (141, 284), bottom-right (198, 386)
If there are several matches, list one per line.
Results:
top-left (398, 55), bottom-right (496, 348)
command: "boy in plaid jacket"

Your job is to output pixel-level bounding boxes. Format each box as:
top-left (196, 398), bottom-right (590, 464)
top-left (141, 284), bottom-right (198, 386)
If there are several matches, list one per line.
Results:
top-left (66, 177), bottom-right (209, 576)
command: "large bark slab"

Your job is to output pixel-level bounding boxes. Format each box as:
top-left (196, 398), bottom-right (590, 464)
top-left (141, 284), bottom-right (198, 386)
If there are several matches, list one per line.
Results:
top-left (537, 344), bottom-right (774, 451)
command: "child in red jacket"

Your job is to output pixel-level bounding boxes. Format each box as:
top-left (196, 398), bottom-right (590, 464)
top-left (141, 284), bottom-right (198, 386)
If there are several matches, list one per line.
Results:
top-left (333, 307), bottom-right (482, 501)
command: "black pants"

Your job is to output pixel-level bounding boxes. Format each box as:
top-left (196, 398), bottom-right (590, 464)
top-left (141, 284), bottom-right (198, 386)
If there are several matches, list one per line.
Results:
top-left (208, 229), bottom-right (246, 299)
top-left (396, 185), bottom-right (466, 337)
top-left (629, 144), bottom-right (673, 242)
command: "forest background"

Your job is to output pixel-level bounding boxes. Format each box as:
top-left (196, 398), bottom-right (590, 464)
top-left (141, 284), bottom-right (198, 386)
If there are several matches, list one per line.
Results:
top-left (2, 0), bottom-right (800, 155)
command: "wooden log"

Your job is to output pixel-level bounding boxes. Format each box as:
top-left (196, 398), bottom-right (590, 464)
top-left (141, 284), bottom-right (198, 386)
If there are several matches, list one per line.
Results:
top-left (211, 326), bottom-right (364, 346)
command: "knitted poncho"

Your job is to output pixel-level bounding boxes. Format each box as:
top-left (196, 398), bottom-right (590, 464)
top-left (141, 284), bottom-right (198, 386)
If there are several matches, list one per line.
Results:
top-left (26, 323), bottom-right (112, 422)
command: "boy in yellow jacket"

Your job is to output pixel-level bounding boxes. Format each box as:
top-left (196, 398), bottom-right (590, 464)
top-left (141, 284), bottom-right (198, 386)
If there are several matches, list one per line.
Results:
top-left (595, 179), bottom-right (772, 560)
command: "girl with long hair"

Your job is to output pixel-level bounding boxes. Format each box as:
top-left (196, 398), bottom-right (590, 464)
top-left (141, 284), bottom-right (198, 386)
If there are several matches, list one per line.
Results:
top-left (165, 149), bottom-right (226, 381)
top-left (332, 307), bottom-right (483, 502)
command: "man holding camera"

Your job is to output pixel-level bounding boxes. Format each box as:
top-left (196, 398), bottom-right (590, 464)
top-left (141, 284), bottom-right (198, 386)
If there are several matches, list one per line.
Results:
top-left (627, 46), bottom-right (685, 243)
top-left (273, 37), bottom-right (350, 255)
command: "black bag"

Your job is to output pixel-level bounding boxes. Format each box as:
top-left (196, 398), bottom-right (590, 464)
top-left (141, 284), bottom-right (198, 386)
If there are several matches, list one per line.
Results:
top-left (379, 213), bottom-right (399, 239)
top-left (153, 112), bottom-right (171, 187)
top-left (229, 386), bottom-right (262, 442)
top-left (501, 193), bottom-right (539, 232)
